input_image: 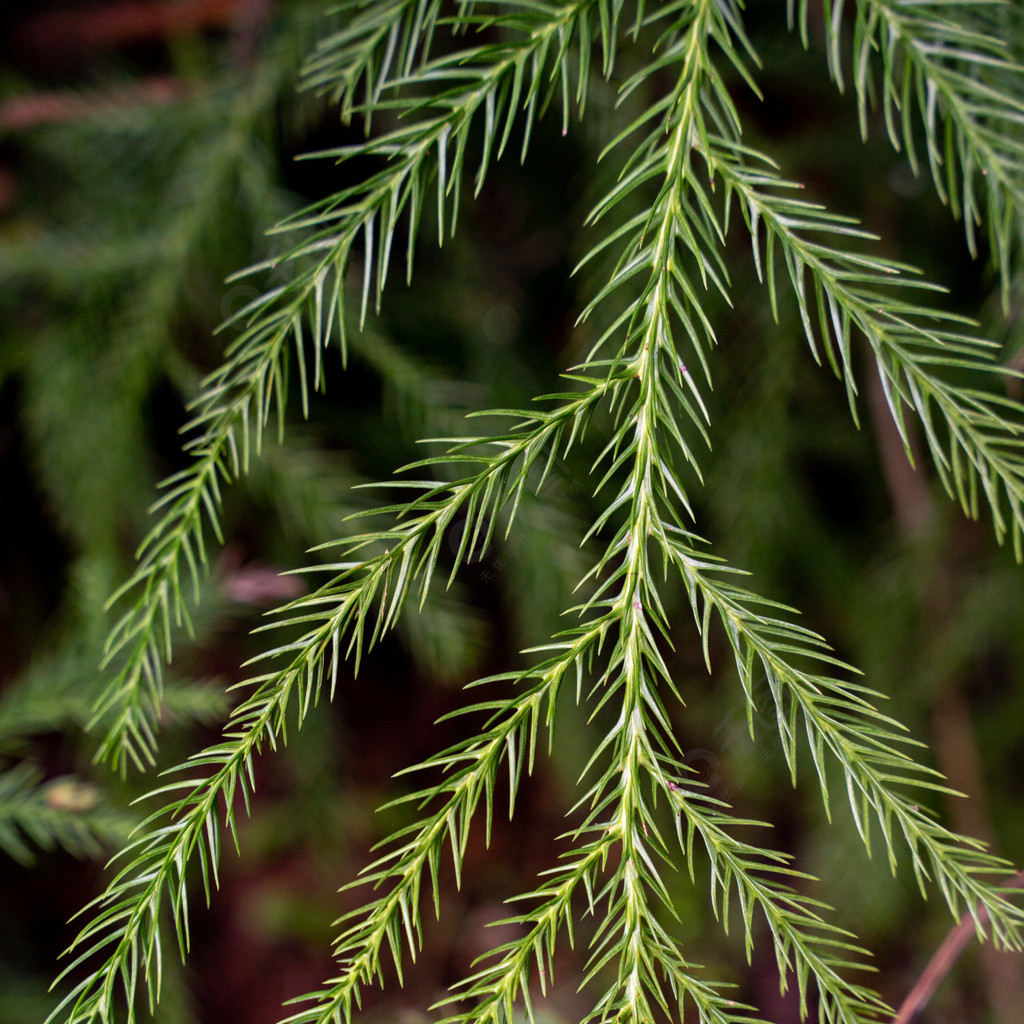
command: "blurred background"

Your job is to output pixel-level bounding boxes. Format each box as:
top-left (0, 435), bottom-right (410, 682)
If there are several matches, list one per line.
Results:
top-left (0, 1), bottom-right (1023, 1022)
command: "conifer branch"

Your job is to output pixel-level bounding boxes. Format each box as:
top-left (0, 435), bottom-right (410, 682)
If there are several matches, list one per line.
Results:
top-left (667, 535), bottom-right (1024, 946)
top-left (275, 11), bottom-right (917, 1020)
top-left (51, 359), bottom-right (624, 1024)
top-left (93, 0), bottom-right (616, 773)
top-left (0, 765), bottom-right (131, 866)
top-left (712, 141), bottom-right (1024, 557)
top-left (795, 0), bottom-right (1024, 285)
top-left (276, 647), bottom-right (583, 1024)
top-left (47, 4), bottom-right (1024, 1024)
top-left (302, 0), bottom-right (446, 118)
top-left (578, 5), bottom-right (1024, 959)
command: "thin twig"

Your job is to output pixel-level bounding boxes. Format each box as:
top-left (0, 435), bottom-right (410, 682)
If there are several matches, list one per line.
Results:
top-left (892, 873), bottom-right (1024, 1024)
top-left (0, 78), bottom-right (183, 131)
top-left (866, 342), bottom-right (1024, 1022)
top-left (15, 0), bottom-right (243, 52)
top-left (228, 0), bottom-right (276, 68)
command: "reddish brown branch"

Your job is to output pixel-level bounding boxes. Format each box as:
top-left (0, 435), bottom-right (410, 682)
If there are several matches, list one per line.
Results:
top-left (15, 0), bottom-right (245, 53)
top-left (865, 344), bottom-right (1023, 1022)
top-left (892, 874), bottom-right (1024, 1024)
top-left (0, 77), bottom-right (184, 131)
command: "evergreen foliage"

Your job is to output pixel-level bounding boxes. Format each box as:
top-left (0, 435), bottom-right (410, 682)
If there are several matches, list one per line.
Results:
top-left (2, 0), bottom-right (1024, 1022)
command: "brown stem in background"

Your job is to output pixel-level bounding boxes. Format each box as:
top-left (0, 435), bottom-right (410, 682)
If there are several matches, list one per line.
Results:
top-left (228, 0), bottom-right (276, 68)
top-left (891, 874), bottom-right (1024, 1024)
top-left (0, 77), bottom-right (184, 132)
top-left (1005, 345), bottom-right (1024, 402)
top-left (0, 76), bottom-right (186, 212)
top-left (14, 0), bottom-right (245, 53)
top-left (0, 0), bottom-right (276, 209)
top-left (866, 366), bottom-right (932, 536)
top-left (866, 366), bottom-right (1023, 1023)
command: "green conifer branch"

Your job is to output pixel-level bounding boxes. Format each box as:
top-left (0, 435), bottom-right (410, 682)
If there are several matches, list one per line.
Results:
top-left (93, 0), bottom-right (616, 774)
top-left (0, 646), bottom-right (226, 752)
top-left (0, 765), bottom-right (132, 866)
top-left (275, 651), bottom-right (580, 1024)
top-left (709, 140), bottom-right (1024, 556)
top-left (666, 535), bottom-right (1024, 945)
top-left (302, 0), bottom-right (446, 119)
top-left (54, 573), bottom-right (405, 1024)
top-left (574, 9), bottom-right (1024, 961)
top-left (50, 360), bottom-right (622, 1024)
top-left (271, 11), bottom-right (910, 1015)
top-left (665, 780), bottom-right (890, 1023)
top-left (48, 3), bottom-right (1024, 1024)
top-left (796, 0), bottom-right (1024, 283)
